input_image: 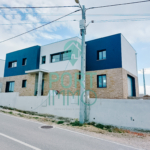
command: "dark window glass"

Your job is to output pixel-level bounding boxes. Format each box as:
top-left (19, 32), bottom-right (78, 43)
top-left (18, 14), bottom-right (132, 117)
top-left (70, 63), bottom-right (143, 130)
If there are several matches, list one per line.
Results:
top-left (8, 61), bottom-right (17, 68)
top-left (22, 58), bottom-right (27, 66)
top-left (97, 75), bottom-right (107, 88)
top-left (51, 54), bottom-right (60, 63)
top-left (6, 81), bottom-right (15, 92)
top-left (98, 50), bottom-right (106, 60)
top-left (62, 51), bottom-right (72, 61)
top-left (42, 56), bottom-right (46, 64)
top-left (51, 50), bottom-right (72, 63)
top-left (22, 80), bottom-right (27, 88)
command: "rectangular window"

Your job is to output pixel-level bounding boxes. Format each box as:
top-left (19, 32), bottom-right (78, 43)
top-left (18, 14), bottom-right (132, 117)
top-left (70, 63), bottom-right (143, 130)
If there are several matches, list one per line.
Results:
top-left (8, 61), bottom-right (17, 68)
top-left (51, 53), bottom-right (60, 63)
top-left (98, 50), bottom-right (106, 60)
top-left (22, 58), bottom-right (27, 66)
top-left (22, 80), bottom-right (27, 88)
top-left (51, 50), bottom-right (72, 63)
top-left (62, 51), bottom-right (72, 61)
top-left (5, 81), bottom-right (15, 92)
top-left (97, 75), bottom-right (107, 88)
top-left (42, 56), bottom-right (46, 64)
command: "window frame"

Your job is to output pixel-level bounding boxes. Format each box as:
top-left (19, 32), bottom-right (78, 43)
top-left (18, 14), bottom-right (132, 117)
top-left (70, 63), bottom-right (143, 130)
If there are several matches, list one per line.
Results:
top-left (97, 74), bottom-right (107, 88)
top-left (50, 50), bottom-right (72, 63)
top-left (22, 58), bottom-right (27, 66)
top-left (8, 61), bottom-right (17, 68)
top-left (22, 80), bottom-right (27, 88)
top-left (41, 56), bottom-right (46, 64)
top-left (5, 81), bottom-right (15, 92)
top-left (97, 49), bottom-right (106, 61)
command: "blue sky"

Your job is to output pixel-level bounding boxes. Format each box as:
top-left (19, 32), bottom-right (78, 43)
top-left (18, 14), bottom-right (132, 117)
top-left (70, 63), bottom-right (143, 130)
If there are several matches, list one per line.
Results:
top-left (0, 0), bottom-right (150, 94)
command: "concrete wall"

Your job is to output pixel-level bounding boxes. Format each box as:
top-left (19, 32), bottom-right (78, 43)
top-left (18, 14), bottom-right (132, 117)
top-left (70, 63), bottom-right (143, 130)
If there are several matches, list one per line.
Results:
top-left (89, 98), bottom-right (150, 131)
top-left (0, 59), bottom-right (5, 77)
top-left (121, 34), bottom-right (138, 77)
top-left (40, 37), bottom-right (81, 72)
top-left (0, 93), bottom-right (150, 130)
top-left (0, 93), bottom-right (80, 119)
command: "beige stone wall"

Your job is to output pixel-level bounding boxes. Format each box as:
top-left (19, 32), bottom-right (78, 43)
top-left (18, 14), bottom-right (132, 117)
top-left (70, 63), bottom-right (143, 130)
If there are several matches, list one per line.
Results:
top-left (2, 74), bottom-right (36, 96)
top-left (1, 68), bottom-right (139, 99)
top-left (43, 70), bottom-right (80, 96)
top-left (86, 68), bottom-right (124, 99)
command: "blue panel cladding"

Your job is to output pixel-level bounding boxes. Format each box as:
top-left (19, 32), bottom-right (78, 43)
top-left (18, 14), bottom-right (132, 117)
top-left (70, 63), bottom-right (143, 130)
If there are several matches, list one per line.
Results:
top-left (86, 34), bottom-right (122, 71)
top-left (4, 46), bottom-right (40, 77)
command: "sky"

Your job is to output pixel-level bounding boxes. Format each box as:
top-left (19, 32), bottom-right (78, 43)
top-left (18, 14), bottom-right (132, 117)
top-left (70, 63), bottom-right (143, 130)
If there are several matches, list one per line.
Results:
top-left (0, 0), bottom-right (150, 94)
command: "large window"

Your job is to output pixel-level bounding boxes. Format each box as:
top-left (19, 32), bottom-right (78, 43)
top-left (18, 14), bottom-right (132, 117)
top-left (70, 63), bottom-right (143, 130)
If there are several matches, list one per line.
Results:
top-left (97, 75), bottom-right (107, 88)
top-left (51, 50), bottom-right (72, 63)
top-left (5, 81), bottom-right (15, 92)
top-left (22, 58), bottom-right (27, 66)
top-left (98, 50), bottom-right (106, 60)
top-left (42, 56), bottom-right (46, 64)
top-left (8, 61), bottom-right (17, 68)
top-left (22, 80), bottom-right (27, 88)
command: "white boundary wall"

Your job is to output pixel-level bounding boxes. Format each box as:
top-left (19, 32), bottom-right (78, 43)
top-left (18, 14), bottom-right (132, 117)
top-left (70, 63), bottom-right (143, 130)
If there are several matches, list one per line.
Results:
top-left (89, 98), bottom-right (150, 131)
top-left (0, 93), bottom-right (80, 119)
top-left (0, 93), bottom-right (150, 130)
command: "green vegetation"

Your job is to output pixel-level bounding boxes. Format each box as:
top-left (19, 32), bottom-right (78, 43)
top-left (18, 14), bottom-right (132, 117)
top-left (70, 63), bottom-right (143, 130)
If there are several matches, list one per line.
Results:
top-left (70, 120), bottom-right (83, 126)
top-left (33, 117), bottom-right (39, 119)
top-left (57, 121), bottom-right (64, 124)
top-left (9, 111), bottom-right (13, 114)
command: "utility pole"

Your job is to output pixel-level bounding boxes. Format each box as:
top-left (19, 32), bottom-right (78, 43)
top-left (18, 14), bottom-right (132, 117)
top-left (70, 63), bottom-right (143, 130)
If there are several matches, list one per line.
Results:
top-left (75, 0), bottom-right (86, 124)
top-left (143, 68), bottom-right (146, 95)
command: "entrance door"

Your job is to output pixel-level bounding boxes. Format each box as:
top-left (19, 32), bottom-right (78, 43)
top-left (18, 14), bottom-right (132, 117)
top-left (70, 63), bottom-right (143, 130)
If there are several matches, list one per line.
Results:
top-left (128, 75), bottom-right (136, 97)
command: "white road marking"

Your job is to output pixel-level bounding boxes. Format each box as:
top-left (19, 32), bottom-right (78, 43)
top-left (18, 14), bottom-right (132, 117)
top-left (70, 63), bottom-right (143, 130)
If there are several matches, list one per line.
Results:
top-left (0, 133), bottom-right (41, 150)
top-left (0, 112), bottom-right (143, 150)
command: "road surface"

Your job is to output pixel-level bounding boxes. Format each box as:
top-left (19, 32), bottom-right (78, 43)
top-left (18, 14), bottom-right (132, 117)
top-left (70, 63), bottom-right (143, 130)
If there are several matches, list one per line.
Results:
top-left (0, 112), bottom-right (140, 150)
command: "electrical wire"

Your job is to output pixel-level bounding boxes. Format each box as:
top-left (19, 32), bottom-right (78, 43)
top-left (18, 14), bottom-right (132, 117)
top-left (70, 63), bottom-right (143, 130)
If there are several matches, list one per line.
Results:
top-left (0, 20), bottom-right (78, 25)
top-left (0, 9), bottom-right (81, 44)
top-left (0, 6), bottom-right (79, 9)
top-left (87, 0), bottom-right (150, 10)
top-left (1, 13), bottom-right (150, 16)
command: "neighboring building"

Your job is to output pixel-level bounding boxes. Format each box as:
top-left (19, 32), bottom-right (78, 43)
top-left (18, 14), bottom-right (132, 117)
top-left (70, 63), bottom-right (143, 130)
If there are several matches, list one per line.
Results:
top-left (1, 34), bottom-right (139, 99)
top-left (0, 59), bottom-right (5, 92)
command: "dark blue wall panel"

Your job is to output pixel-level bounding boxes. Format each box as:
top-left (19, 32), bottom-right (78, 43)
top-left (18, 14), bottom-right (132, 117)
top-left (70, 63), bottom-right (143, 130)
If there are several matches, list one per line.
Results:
top-left (86, 34), bottom-right (122, 71)
top-left (4, 46), bottom-right (40, 77)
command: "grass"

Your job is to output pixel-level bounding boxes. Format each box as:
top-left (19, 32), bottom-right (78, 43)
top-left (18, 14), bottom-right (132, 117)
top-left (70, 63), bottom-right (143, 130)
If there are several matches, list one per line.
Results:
top-left (57, 121), bottom-right (64, 124)
top-left (70, 121), bottom-right (83, 126)
top-left (9, 111), bottom-right (13, 114)
top-left (33, 117), bottom-right (39, 119)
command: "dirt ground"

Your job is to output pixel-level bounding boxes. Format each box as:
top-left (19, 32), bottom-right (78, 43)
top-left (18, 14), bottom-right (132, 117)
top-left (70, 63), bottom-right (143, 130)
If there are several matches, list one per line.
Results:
top-left (0, 108), bottom-right (150, 150)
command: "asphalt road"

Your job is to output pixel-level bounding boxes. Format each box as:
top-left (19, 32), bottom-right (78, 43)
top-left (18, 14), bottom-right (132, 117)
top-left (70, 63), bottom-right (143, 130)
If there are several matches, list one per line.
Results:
top-left (0, 112), bottom-right (140, 150)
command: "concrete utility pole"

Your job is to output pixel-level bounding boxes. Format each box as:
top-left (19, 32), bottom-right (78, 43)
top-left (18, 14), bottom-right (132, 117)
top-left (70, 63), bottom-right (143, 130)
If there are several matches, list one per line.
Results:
top-left (75, 0), bottom-right (86, 124)
top-left (143, 69), bottom-right (146, 95)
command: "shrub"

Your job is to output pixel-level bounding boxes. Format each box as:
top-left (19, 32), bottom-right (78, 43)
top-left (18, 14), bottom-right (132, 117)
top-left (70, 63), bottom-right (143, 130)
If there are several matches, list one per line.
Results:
top-left (57, 121), bottom-right (64, 124)
top-left (70, 121), bottom-right (83, 126)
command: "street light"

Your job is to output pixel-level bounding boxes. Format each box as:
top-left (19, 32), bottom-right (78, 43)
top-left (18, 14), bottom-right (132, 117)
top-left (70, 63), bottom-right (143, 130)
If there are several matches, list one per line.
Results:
top-left (75, 0), bottom-right (79, 4)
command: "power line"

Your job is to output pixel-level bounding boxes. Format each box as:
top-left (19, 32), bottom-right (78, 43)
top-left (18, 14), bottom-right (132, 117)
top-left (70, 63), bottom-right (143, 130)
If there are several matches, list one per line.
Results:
top-left (0, 9), bottom-right (81, 44)
top-left (0, 20), bottom-right (78, 25)
top-left (1, 13), bottom-right (150, 16)
top-left (0, 6), bottom-right (79, 9)
top-left (87, 0), bottom-right (150, 10)
top-left (2, 17), bottom-right (150, 26)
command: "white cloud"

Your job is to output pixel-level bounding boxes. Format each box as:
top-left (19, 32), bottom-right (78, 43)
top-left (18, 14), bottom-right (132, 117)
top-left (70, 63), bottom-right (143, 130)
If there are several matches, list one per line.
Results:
top-left (138, 69), bottom-right (150, 74)
top-left (139, 86), bottom-right (150, 95)
top-left (0, 0), bottom-right (150, 60)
